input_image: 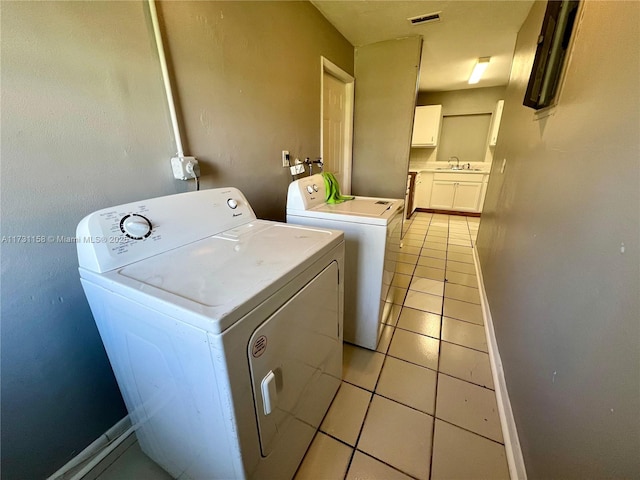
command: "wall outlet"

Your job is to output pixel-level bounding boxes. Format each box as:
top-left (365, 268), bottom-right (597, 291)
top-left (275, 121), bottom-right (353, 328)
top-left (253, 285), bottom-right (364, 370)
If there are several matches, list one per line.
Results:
top-left (282, 150), bottom-right (290, 167)
top-left (171, 156), bottom-right (200, 180)
top-left (290, 164), bottom-right (305, 175)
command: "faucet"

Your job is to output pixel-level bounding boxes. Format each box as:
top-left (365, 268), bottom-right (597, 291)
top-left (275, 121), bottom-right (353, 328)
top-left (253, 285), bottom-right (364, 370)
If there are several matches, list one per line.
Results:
top-left (304, 157), bottom-right (324, 175)
top-left (448, 156), bottom-right (460, 170)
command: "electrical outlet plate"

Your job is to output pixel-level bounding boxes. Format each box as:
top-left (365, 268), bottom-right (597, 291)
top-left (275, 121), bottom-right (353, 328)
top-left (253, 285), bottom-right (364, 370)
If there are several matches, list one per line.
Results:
top-left (282, 150), bottom-right (290, 167)
top-left (171, 156), bottom-right (199, 180)
top-left (290, 164), bottom-right (305, 175)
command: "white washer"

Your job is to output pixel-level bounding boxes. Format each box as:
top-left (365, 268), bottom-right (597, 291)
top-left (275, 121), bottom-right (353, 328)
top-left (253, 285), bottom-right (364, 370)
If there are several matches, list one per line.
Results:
top-left (286, 174), bottom-right (403, 350)
top-left (77, 188), bottom-right (344, 480)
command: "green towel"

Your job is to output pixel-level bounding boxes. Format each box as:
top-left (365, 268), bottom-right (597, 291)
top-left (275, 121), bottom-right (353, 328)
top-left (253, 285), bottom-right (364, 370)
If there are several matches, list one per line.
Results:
top-left (322, 172), bottom-right (354, 204)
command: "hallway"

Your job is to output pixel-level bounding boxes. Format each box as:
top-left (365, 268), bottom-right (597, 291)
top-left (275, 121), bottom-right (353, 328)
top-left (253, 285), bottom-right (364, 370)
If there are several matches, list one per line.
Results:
top-left (294, 212), bottom-right (509, 479)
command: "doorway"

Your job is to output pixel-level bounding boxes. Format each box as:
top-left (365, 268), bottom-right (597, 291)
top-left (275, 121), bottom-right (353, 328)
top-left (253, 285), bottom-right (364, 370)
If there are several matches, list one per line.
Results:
top-left (321, 57), bottom-right (354, 194)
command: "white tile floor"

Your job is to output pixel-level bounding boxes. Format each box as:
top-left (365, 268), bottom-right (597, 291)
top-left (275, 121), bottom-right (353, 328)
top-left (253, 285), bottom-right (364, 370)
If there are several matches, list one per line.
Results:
top-left (88, 212), bottom-right (510, 480)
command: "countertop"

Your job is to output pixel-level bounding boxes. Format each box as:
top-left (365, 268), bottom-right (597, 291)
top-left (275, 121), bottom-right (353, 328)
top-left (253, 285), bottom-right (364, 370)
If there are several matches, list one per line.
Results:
top-left (409, 168), bottom-right (490, 174)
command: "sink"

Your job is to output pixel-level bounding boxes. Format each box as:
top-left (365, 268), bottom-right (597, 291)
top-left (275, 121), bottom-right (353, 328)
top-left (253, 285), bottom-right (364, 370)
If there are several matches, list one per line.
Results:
top-left (435, 167), bottom-right (483, 172)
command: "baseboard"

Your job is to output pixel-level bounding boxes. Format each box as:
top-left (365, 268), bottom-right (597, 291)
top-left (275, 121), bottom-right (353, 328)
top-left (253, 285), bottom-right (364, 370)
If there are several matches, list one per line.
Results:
top-left (472, 247), bottom-right (527, 480)
top-left (414, 208), bottom-right (481, 218)
top-left (47, 416), bottom-right (135, 480)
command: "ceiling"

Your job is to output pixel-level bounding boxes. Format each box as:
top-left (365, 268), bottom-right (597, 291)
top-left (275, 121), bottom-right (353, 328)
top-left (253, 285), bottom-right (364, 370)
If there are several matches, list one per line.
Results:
top-left (311, 0), bottom-right (534, 92)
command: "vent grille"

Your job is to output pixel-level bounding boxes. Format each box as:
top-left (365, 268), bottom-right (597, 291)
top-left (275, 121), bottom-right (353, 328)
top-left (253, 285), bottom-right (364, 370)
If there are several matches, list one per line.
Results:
top-left (408, 12), bottom-right (441, 25)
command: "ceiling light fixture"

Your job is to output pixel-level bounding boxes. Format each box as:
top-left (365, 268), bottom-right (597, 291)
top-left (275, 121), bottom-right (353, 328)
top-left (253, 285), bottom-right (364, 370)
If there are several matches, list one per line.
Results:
top-left (468, 57), bottom-right (491, 84)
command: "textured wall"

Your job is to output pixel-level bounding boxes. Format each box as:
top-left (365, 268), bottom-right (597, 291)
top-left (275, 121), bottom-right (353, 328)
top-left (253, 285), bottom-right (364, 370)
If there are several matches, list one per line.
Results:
top-left (352, 37), bottom-right (422, 199)
top-left (477, 1), bottom-right (640, 477)
top-left (156, 1), bottom-right (354, 221)
top-left (0, 1), bottom-right (353, 478)
top-left (418, 86), bottom-right (506, 115)
top-left (412, 86), bottom-right (506, 165)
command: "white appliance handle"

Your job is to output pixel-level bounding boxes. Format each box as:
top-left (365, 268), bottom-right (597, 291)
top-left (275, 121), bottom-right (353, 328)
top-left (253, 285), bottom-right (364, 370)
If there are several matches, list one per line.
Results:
top-left (261, 370), bottom-right (278, 415)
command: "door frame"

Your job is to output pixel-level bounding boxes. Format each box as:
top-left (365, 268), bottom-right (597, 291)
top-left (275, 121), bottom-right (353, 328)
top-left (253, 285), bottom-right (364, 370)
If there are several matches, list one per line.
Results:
top-left (320, 57), bottom-right (355, 194)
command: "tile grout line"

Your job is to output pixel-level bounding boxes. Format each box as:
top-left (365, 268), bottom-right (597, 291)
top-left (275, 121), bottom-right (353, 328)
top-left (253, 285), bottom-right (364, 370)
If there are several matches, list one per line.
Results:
top-left (350, 449), bottom-right (420, 480)
top-left (414, 215), bottom-right (501, 475)
top-left (375, 214), bottom-right (499, 479)
top-left (367, 348), bottom-right (495, 392)
top-left (434, 418), bottom-right (506, 448)
top-left (340, 296), bottom-right (403, 480)
top-left (426, 216), bottom-right (446, 480)
top-left (347, 219), bottom-right (427, 478)
top-left (405, 213), bottom-right (439, 480)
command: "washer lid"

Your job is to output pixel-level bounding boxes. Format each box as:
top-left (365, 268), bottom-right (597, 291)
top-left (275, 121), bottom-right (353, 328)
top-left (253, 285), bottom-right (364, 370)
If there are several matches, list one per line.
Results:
top-left (313, 198), bottom-right (395, 216)
top-left (288, 197), bottom-right (404, 226)
top-left (82, 220), bottom-right (343, 333)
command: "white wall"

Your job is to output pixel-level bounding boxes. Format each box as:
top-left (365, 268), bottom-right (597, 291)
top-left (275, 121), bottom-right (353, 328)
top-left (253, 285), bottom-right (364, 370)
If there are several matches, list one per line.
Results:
top-left (0, 2), bottom-right (353, 477)
top-left (477, 1), bottom-right (640, 477)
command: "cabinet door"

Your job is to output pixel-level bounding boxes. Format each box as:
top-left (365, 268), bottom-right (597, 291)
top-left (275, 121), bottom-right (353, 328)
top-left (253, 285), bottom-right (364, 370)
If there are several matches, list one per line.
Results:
top-left (417, 172), bottom-right (433, 208)
top-left (478, 174), bottom-right (489, 212)
top-left (430, 181), bottom-right (456, 209)
top-left (412, 105), bottom-right (442, 147)
top-left (452, 182), bottom-right (483, 211)
top-left (413, 174), bottom-right (422, 213)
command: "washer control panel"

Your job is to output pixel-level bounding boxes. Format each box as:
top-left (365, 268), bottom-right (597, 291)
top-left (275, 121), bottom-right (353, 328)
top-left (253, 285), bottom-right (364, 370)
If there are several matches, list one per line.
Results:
top-left (287, 174), bottom-right (327, 211)
top-left (77, 188), bottom-right (256, 273)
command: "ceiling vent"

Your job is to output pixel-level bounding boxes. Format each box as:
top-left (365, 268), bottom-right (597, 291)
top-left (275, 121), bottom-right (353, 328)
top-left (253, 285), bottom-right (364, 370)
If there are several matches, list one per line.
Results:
top-left (408, 12), bottom-right (441, 26)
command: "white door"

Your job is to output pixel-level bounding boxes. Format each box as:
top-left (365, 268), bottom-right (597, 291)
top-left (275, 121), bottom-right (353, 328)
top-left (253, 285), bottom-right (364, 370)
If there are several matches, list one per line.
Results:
top-left (323, 73), bottom-right (347, 189)
top-left (321, 58), bottom-right (354, 194)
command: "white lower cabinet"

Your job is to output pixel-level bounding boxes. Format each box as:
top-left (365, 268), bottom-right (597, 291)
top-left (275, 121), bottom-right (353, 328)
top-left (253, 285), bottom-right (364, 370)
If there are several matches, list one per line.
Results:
top-left (411, 171), bottom-right (489, 213)
top-left (452, 182), bottom-right (483, 211)
top-left (480, 174), bottom-right (489, 210)
top-left (430, 181), bottom-right (457, 209)
top-left (429, 173), bottom-right (486, 213)
top-left (415, 172), bottom-right (433, 209)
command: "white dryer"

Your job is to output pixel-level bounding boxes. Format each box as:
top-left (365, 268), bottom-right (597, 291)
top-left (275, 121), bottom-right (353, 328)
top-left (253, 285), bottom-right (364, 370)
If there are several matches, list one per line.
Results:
top-left (77, 188), bottom-right (344, 480)
top-left (286, 174), bottom-right (403, 350)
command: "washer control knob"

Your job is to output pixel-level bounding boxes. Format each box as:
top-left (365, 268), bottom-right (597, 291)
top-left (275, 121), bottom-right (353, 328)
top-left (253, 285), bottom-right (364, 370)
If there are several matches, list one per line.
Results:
top-left (227, 198), bottom-right (238, 209)
top-left (120, 214), bottom-right (152, 240)
top-left (306, 185), bottom-right (314, 194)
top-left (313, 184), bottom-right (319, 192)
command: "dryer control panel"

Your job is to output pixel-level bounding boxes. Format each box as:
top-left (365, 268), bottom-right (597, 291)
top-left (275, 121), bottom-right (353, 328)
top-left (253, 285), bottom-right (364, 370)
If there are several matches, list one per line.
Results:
top-left (77, 188), bottom-right (256, 273)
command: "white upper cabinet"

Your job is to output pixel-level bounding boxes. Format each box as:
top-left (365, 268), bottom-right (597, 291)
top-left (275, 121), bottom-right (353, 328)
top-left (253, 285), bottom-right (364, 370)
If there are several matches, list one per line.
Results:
top-left (411, 105), bottom-right (442, 147)
top-left (488, 100), bottom-right (504, 146)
